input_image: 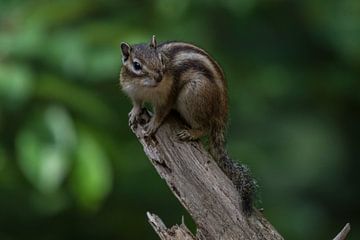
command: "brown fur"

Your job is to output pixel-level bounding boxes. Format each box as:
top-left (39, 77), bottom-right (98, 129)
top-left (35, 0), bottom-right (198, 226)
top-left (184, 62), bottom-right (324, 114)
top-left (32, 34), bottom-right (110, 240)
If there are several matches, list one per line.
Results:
top-left (119, 37), bottom-right (255, 215)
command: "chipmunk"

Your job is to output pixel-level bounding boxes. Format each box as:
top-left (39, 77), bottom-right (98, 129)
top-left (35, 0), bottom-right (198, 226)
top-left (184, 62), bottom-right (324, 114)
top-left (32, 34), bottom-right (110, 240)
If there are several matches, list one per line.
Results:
top-left (119, 35), bottom-right (256, 215)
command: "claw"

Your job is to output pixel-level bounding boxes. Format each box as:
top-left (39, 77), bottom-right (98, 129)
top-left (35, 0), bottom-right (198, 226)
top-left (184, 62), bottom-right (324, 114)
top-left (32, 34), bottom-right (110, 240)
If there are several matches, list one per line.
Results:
top-left (143, 120), bottom-right (159, 137)
top-left (128, 107), bottom-right (144, 128)
top-left (177, 130), bottom-right (192, 141)
top-left (128, 115), bottom-right (138, 129)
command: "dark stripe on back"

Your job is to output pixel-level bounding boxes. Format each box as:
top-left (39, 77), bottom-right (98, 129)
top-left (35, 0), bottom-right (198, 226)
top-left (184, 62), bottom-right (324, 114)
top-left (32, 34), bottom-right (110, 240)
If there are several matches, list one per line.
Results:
top-left (160, 42), bottom-right (224, 80)
top-left (167, 45), bottom-right (207, 59)
top-left (173, 59), bottom-right (214, 83)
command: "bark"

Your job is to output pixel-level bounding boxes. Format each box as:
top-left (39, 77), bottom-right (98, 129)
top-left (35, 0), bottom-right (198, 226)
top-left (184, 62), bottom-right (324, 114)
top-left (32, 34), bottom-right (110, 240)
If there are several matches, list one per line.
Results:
top-left (333, 223), bottom-right (351, 240)
top-left (130, 111), bottom-right (350, 240)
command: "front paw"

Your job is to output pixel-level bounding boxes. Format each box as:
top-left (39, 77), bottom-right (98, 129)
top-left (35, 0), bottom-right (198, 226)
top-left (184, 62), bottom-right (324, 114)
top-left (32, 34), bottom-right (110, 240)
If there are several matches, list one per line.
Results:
top-left (143, 120), bottom-right (159, 137)
top-left (128, 108), bottom-right (142, 128)
top-left (177, 129), bottom-right (192, 141)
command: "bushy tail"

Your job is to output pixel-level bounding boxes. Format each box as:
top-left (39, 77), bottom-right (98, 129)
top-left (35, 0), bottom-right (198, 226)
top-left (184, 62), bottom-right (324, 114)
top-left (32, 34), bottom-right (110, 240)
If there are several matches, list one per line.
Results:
top-left (209, 125), bottom-right (257, 216)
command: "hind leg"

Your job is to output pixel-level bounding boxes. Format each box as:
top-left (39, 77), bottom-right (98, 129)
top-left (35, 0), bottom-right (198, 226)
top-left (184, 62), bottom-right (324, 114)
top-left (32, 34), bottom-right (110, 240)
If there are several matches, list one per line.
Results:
top-left (175, 80), bottom-right (216, 141)
top-left (177, 128), bottom-right (205, 141)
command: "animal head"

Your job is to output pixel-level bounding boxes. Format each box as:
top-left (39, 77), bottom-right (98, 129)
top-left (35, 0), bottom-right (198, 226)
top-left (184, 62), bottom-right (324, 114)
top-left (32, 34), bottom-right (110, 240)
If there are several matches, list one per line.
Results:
top-left (120, 35), bottom-right (165, 87)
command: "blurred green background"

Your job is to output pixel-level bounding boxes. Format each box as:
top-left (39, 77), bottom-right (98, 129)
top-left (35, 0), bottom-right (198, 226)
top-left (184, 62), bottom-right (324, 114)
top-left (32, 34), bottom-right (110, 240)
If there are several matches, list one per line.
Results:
top-left (0, 0), bottom-right (359, 239)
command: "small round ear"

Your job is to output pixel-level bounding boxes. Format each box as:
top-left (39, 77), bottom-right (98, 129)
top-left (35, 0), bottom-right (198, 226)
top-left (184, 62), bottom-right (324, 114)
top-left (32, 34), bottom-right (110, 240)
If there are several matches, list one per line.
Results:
top-left (150, 35), bottom-right (157, 49)
top-left (120, 42), bottom-right (131, 61)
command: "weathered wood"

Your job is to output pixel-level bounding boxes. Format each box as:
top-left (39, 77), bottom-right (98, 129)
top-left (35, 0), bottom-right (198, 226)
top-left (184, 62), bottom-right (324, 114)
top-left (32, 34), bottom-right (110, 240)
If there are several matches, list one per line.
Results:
top-left (333, 223), bottom-right (350, 240)
top-left (131, 111), bottom-right (284, 240)
top-left (129, 111), bottom-right (351, 239)
top-left (147, 212), bottom-right (196, 240)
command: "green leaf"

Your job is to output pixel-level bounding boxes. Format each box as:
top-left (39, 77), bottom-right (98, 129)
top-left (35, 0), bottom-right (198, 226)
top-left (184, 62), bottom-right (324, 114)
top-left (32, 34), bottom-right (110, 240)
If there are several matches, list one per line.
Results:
top-left (16, 106), bottom-right (76, 193)
top-left (35, 74), bottom-right (118, 124)
top-left (0, 146), bottom-right (6, 175)
top-left (0, 64), bottom-right (33, 108)
top-left (71, 130), bottom-right (112, 209)
top-left (304, 0), bottom-right (360, 62)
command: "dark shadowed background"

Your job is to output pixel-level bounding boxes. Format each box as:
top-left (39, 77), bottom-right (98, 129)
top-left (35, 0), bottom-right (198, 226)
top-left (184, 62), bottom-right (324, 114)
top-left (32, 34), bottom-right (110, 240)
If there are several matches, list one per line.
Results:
top-left (0, 0), bottom-right (359, 239)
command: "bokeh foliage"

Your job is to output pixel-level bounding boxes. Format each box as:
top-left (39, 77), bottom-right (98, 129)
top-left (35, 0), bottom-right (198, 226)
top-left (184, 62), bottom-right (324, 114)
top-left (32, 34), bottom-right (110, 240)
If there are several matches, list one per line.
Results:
top-left (0, 0), bottom-right (359, 239)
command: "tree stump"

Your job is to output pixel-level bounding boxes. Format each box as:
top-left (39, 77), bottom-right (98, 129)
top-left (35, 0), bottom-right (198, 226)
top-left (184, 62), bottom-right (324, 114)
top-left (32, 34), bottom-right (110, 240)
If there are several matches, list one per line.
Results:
top-left (129, 111), bottom-right (350, 240)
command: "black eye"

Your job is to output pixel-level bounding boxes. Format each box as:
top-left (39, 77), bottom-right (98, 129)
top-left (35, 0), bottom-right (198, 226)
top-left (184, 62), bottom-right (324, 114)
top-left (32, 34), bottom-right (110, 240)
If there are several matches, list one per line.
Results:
top-left (133, 61), bottom-right (142, 71)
